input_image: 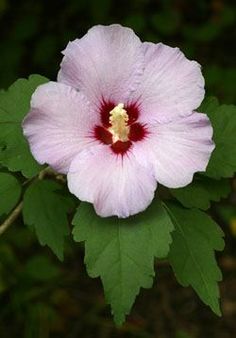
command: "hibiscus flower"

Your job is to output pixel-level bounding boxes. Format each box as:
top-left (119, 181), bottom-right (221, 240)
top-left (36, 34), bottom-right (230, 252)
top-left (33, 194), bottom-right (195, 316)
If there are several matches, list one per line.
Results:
top-left (23, 24), bottom-right (214, 218)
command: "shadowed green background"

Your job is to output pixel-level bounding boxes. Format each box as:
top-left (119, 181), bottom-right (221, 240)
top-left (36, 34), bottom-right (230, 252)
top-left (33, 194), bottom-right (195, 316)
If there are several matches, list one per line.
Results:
top-left (0, 0), bottom-right (236, 337)
top-left (0, 0), bottom-right (235, 103)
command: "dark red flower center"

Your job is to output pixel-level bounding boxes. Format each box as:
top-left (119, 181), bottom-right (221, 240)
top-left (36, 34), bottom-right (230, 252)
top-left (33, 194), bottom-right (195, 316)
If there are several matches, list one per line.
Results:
top-left (94, 100), bottom-right (147, 155)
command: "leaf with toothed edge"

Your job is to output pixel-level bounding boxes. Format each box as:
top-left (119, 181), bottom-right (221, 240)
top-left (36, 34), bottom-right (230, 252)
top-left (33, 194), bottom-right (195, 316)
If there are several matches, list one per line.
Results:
top-left (72, 200), bottom-right (174, 325)
top-left (171, 176), bottom-right (230, 210)
top-left (165, 201), bottom-right (224, 316)
top-left (201, 97), bottom-right (236, 179)
top-left (23, 179), bottom-right (73, 261)
top-left (0, 75), bottom-right (49, 177)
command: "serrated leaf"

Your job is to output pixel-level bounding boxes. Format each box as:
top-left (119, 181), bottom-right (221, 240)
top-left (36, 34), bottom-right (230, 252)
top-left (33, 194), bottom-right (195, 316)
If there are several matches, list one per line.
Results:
top-left (171, 176), bottom-right (230, 210)
top-left (200, 97), bottom-right (236, 178)
top-left (0, 75), bottom-right (49, 177)
top-left (0, 172), bottom-right (21, 216)
top-left (23, 179), bottom-right (71, 260)
top-left (72, 201), bottom-right (174, 325)
top-left (165, 202), bottom-right (224, 315)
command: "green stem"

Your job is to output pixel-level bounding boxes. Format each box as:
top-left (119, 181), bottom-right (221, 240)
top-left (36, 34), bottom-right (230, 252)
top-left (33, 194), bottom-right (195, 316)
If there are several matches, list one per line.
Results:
top-left (0, 201), bottom-right (23, 236)
top-left (0, 166), bottom-right (64, 236)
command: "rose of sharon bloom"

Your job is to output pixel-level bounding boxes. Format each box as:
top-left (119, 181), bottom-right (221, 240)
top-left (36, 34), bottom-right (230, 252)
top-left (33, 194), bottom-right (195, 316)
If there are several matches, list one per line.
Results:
top-left (23, 24), bottom-right (215, 218)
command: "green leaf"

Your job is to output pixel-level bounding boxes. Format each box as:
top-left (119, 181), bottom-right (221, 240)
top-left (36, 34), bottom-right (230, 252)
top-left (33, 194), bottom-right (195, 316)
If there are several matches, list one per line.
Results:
top-left (165, 202), bottom-right (224, 315)
top-left (171, 176), bottom-right (230, 210)
top-left (0, 75), bottom-right (49, 177)
top-left (72, 201), bottom-right (174, 325)
top-left (23, 179), bottom-right (71, 261)
top-left (0, 172), bottom-right (21, 216)
top-left (201, 97), bottom-right (236, 179)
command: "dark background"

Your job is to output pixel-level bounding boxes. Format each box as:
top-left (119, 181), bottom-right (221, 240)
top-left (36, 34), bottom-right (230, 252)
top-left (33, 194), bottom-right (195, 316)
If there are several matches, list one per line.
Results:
top-left (0, 0), bottom-right (236, 337)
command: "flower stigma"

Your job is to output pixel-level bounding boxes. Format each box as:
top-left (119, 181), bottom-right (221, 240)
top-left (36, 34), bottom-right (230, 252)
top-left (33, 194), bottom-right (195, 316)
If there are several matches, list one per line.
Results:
top-left (109, 103), bottom-right (130, 142)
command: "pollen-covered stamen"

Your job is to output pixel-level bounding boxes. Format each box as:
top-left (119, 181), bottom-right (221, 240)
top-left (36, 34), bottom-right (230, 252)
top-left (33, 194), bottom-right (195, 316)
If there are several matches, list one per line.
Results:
top-left (109, 103), bottom-right (130, 142)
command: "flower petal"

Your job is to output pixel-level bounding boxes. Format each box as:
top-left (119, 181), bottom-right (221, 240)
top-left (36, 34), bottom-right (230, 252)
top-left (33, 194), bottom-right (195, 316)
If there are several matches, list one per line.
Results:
top-left (131, 42), bottom-right (205, 123)
top-left (67, 145), bottom-right (157, 218)
top-left (134, 112), bottom-right (214, 188)
top-left (23, 82), bottom-right (99, 173)
top-left (58, 24), bottom-right (143, 107)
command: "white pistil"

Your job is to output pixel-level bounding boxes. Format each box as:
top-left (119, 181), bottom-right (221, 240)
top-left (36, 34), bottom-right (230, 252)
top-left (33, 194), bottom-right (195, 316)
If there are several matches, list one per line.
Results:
top-left (109, 103), bottom-right (130, 142)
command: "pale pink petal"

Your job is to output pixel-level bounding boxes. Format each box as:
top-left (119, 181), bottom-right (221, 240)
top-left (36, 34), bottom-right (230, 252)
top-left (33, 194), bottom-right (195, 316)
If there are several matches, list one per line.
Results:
top-left (130, 42), bottom-right (205, 123)
top-left (67, 145), bottom-right (157, 218)
top-left (58, 24), bottom-right (143, 107)
top-left (22, 82), bottom-right (99, 173)
top-left (134, 112), bottom-right (214, 188)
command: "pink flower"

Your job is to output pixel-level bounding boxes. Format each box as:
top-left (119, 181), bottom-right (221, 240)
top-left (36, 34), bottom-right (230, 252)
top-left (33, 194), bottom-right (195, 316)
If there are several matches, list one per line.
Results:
top-left (23, 24), bottom-right (214, 218)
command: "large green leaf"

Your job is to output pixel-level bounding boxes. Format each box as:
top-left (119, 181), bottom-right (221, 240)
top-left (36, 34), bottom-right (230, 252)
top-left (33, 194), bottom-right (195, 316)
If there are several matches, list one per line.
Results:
top-left (0, 75), bottom-right (48, 177)
top-left (0, 172), bottom-right (21, 216)
top-left (23, 179), bottom-right (72, 260)
top-left (201, 97), bottom-right (236, 179)
top-left (72, 201), bottom-right (174, 325)
top-left (171, 176), bottom-right (230, 210)
top-left (165, 202), bottom-right (224, 315)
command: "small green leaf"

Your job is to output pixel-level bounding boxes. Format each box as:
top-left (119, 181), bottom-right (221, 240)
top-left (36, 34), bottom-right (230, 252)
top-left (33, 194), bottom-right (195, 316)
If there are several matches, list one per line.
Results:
top-left (165, 202), bottom-right (224, 315)
top-left (72, 201), bottom-right (174, 325)
top-left (0, 75), bottom-right (49, 177)
top-left (23, 180), bottom-right (71, 260)
top-left (0, 172), bottom-right (21, 216)
top-left (171, 176), bottom-right (230, 210)
top-left (201, 97), bottom-right (236, 179)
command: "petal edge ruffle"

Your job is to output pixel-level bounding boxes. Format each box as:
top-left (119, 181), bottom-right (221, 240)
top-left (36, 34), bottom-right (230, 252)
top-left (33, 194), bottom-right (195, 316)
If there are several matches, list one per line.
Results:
top-left (58, 24), bottom-right (144, 108)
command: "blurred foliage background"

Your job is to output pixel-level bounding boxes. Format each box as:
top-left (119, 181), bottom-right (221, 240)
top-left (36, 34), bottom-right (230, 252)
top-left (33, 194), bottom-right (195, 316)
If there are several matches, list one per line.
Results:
top-left (0, 0), bottom-right (236, 104)
top-left (0, 0), bottom-right (236, 337)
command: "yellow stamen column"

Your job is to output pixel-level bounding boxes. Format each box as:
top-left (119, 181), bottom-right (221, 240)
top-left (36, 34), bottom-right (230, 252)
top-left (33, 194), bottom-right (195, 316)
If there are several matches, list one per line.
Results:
top-left (109, 103), bottom-right (130, 143)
